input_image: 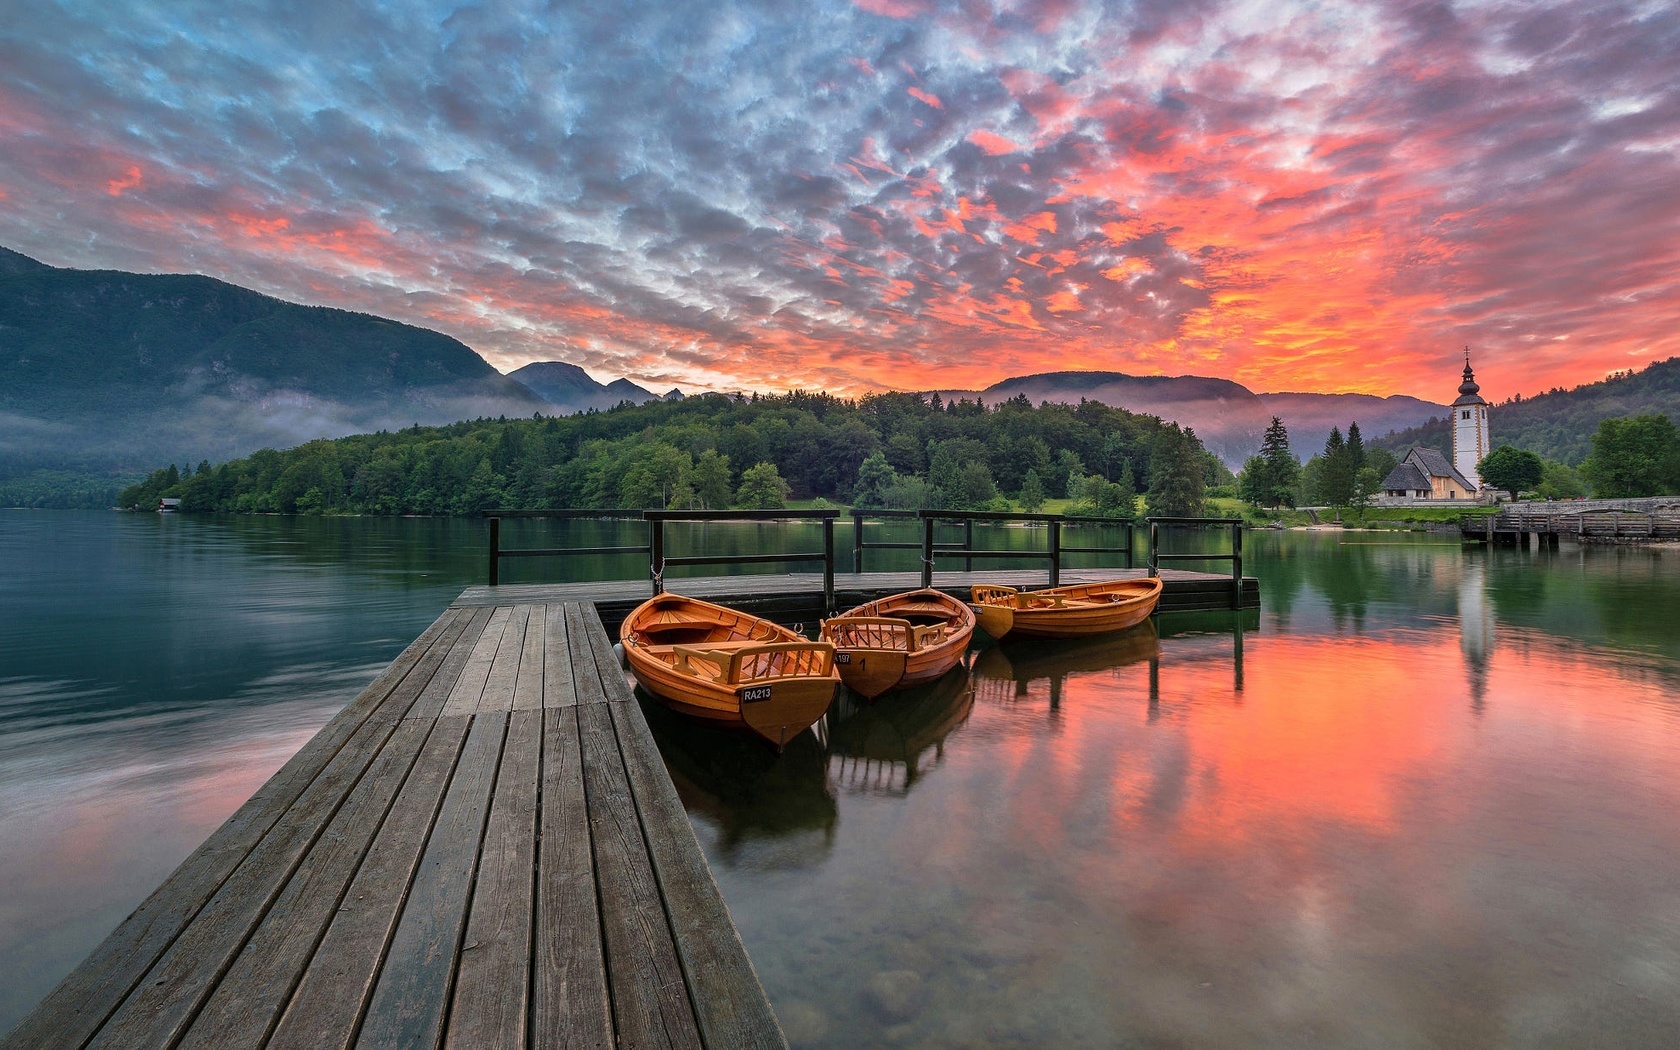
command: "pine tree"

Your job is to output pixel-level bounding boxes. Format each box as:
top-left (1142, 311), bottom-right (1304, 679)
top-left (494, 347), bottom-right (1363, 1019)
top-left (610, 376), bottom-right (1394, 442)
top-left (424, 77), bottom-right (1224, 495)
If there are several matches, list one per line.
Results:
top-left (1145, 424), bottom-right (1206, 517)
top-left (1346, 421), bottom-right (1365, 474)
top-left (1319, 427), bottom-right (1355, 510)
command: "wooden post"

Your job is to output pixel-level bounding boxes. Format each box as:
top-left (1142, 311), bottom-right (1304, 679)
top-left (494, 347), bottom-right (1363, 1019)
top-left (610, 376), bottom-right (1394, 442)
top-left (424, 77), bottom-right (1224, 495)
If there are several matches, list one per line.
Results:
top-left (1148, 521), bottom-right (1160, 578)
top-left (964, 519), bottom-right (974, 573)
top-left (823, 517), bottom-right (835, 614)
top-left (487, 516), bottom-right (500, 586)
top-left (649, 517), bottom-right (665, 594)
top-left (1048, 518), bottom-right (1061, 588)
top-left (1230, 521), bottom-right (1243, 610)
top-left (1124, 522), bottom-right (1134, 570)
top-left (921, 515), bottom-right (935, 589)
top-left (852, 510), bottom-right (864, 574)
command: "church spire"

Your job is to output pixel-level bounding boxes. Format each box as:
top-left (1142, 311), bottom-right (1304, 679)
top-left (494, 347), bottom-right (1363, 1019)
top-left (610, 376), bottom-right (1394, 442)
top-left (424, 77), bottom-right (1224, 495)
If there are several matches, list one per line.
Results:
top-left (1459, 346), bottom-right (1480, 396)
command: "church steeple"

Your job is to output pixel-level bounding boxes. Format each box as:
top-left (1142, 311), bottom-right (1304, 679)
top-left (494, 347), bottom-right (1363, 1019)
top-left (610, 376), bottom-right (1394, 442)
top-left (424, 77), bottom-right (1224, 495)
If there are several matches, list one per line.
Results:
top-left (1459, 351), bottom-right (1480, 397)
top-left (1451, 347), bottom-right (1490, 491)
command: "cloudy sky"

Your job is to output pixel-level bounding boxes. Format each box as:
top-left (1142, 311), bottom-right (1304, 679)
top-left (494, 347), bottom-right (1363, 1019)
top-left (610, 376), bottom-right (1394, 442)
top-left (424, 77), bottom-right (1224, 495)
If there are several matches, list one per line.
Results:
top-left (3, 0), bottom-right (1677, 400)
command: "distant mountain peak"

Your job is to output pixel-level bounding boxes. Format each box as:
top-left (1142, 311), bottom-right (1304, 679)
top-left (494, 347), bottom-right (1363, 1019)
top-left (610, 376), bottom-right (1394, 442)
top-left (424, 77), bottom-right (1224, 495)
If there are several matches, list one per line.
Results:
top-left (505, 361), bottom-right (658, 413)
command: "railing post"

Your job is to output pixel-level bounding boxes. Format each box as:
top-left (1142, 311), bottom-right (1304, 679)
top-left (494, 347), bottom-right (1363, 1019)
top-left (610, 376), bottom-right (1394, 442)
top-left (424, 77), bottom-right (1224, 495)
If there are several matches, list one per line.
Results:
top-left (823, 517), bottom-right (836, 614)
top-left (921, 514), bottom-right (935, 589)
top-left (1230, 521), bottom-right (1243, 610)
top-left (487, 516), bottom-right (500, 586)
top-left (1148, 520), bottom-right (1160, 578)
top-left (964, 519), bottom-right (974, 573)
top-left (1124, 521), bottom-right (1134, 570)
top-left (649, 516), bottom-right (665, 594)
top-left (1048, 518), bottom-right (1061, 587)
top-left (852, 509), bottom-right (864, 574)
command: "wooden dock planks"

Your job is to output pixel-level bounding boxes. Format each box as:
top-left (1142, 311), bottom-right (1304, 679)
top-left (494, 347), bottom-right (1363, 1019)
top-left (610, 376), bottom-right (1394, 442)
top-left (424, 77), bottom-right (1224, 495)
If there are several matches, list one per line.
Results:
top-left (5, 598), bottom-right (785, 1050)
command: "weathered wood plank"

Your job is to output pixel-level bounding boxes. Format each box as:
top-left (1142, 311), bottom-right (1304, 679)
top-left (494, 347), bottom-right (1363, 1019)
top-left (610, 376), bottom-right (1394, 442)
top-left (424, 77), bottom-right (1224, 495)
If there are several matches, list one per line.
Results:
top-left (444, 708), bottom-right (540, 1050)
top-left (174, 717), bottom-right (437, 1050)
top-left (266, 716), bottom-right (472, 1050)
top-left (356, 712), bottom-right (507, 1049)
top-left (86, 693), bottom-right (429, 1047)
top-left (543, 601), bottom-right (579, 709)
top-left (406, 606), bottom-right (495, 722)
top-left (532, 705), bottom-right (612, 1049)
top-left (578, 698), bottom-right (703, 1050)
top-left (566, 602), bottom-right (611, 707)
top-left (513, 603), bottom-right (546, 711)
top-left (475, 603), bottom-right (530, 714)
top-left (442, 606), bottom-right (513, 717)
top-left (580, 614), bottom-right (787, 1050)
top-left (0, 609), bottom-right (468, 1050)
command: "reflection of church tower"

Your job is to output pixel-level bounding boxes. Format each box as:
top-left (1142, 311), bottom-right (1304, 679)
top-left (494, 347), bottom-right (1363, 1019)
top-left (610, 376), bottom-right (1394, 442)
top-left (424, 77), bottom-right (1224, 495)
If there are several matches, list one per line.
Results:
top-left (1460, 559), bottom-right (1493, 710)
top-left (1453, 348), bottom-right (1490, 490)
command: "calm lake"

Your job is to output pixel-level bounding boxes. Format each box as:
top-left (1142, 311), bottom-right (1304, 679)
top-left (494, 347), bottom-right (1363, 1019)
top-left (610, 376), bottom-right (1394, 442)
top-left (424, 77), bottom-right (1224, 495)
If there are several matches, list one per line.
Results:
top-left (2, 510), bottom-right (1679, 1046)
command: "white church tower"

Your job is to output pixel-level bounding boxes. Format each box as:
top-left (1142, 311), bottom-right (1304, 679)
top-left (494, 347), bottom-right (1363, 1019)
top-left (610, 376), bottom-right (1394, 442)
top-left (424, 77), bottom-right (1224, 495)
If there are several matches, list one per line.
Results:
top-left (1452, 348), bottom-right (1490, 491)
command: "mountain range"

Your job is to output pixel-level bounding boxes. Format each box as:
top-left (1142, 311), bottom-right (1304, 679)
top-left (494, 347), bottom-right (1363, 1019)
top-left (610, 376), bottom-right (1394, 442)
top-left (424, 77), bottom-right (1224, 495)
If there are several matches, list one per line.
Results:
top-left (6, 246), bottom-right (1673, 502)
top-left (0, 247), bottom-right (553, 475)
top-left (954, 372), bottom-right (1447, 466)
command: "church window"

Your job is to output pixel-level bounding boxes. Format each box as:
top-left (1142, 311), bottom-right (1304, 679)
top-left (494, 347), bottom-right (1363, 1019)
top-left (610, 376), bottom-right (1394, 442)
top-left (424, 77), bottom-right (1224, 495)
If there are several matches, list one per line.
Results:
top-left (1461, 409), bottom-right (1471, 419)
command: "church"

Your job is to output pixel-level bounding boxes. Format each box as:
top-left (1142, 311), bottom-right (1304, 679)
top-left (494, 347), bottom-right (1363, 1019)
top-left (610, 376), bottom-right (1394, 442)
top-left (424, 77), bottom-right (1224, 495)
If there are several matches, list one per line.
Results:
top-left (1380, 352), bottom-right (1491, 502)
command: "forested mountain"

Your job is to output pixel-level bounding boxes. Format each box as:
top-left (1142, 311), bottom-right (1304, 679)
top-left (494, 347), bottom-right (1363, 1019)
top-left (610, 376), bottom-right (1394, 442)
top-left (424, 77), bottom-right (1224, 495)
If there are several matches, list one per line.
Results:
top-left (955, 371), bottom-right (1445, 466)
top-left (118, 389), bottom-right (1212, 517)
top-left (0, 248), bottom-right (547, 484)
top-left (506, 361), bottom-right (659, 413)
top-left (1371, 357), bottom-right (1680, 464)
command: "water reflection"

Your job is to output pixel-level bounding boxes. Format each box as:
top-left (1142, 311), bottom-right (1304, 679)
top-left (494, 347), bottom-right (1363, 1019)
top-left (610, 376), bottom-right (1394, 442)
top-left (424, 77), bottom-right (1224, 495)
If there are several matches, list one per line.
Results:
top-left (640, 695), bottom-right (838, 863)
top-left (825, 669), bottom-right (974, 796)
top-left (9, 517), bottom-right (1680, 1047)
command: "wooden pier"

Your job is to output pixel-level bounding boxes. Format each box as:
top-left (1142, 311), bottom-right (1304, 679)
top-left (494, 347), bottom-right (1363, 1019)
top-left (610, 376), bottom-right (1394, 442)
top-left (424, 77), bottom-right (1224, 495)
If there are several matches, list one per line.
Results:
top-left (1462, 508), bottom-right (1680, 545)
top-left (7, 567), bottom-right (1256, 1050)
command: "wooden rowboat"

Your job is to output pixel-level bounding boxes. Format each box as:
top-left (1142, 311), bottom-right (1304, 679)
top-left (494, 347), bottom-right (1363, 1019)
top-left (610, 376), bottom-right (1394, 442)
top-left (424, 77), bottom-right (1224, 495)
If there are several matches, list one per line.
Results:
top-left (820, 588), bottom-right (976, 699)
top-left (968, 577), bottom-right (1163, 641)
top-left (619, 593), bottom-right (840, 748)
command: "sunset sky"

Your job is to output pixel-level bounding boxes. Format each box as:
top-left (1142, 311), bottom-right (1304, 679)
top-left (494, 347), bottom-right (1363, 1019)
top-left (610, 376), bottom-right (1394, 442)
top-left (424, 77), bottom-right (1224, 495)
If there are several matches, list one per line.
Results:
top-left (3, 0), bottom-right (1677, 401)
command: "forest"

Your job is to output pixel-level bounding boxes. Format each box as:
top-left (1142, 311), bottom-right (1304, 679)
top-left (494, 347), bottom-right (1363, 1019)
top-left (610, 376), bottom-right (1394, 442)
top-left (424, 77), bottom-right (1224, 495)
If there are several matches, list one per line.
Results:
top-left (118, 390), bottom-right (1225, 518)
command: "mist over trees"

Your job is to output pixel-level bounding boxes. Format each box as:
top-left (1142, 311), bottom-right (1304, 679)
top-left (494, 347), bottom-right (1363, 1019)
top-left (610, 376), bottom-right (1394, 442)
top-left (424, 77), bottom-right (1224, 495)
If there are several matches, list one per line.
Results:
top-left (118, 389), bottom-right (1211, 517)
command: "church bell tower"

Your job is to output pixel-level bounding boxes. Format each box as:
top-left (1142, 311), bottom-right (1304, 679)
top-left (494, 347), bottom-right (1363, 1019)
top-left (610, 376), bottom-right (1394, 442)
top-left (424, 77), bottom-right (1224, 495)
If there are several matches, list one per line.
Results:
top-left (1452, 348), bottom-right (1490, 490)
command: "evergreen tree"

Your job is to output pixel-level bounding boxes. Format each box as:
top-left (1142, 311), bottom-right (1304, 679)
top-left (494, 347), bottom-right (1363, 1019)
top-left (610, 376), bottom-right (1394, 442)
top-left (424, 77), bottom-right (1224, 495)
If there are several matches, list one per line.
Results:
top-left (1318, 427), bottom-right (1355, 510)
top-left (1145, 424), bottom-right (1205, 517)
top-left (1244, 416), bottom-right (1300, 508)
top-left (1346, 421), bottom-right (1365, 474)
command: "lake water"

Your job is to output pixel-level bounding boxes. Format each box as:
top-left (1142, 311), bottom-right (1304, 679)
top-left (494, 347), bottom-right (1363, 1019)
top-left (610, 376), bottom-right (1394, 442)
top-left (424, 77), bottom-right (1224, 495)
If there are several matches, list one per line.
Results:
top-left (2, 511), bottom-right (1678, 1046)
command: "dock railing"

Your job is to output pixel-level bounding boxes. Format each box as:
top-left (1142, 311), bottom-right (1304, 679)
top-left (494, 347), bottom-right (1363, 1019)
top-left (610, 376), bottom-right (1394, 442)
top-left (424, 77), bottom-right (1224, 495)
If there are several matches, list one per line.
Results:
top-left (1146, 516), bottom-right (1245, 610)
top-left (852, 509), bottom-right (1134, 588)
top-left (644, 510), bottom-right (840, 610)
top-left (483, 508), bottom-right (650, 587)
top-left (486, 507), bottom-right (842, 609)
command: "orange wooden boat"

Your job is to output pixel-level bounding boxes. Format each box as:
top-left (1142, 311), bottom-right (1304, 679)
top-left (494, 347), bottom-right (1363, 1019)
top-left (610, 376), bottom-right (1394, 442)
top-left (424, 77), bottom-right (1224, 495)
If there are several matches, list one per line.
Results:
top-left (820, 588), bottom-right (976, 699)
top-left (968, 577), bottom-right (1163, 641)
top-left (619, 593), bottom-right (840, 748)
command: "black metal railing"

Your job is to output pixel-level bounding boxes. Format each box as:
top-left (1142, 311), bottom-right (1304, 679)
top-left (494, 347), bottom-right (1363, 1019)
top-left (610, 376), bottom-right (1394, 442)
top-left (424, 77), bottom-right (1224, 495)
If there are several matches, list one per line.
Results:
top-left (485, 507), bottom-right (841, 608)
top-left (1146, 516), bottom-right (1244, 609)
top-left (644, 509), bottom-right (839, 608)
top-left (484, 509), bottom-right (650, 586)
top-left (845, 509), bottom-right (1134, 588)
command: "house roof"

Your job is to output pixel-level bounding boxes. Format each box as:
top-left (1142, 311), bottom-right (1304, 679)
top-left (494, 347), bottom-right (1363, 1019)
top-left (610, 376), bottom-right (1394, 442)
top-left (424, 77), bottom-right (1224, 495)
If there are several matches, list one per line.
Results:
top-left (1400, 447), bottom-right (1477, 491)
top-left (1380, 463), bottom-right (1432, 491)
